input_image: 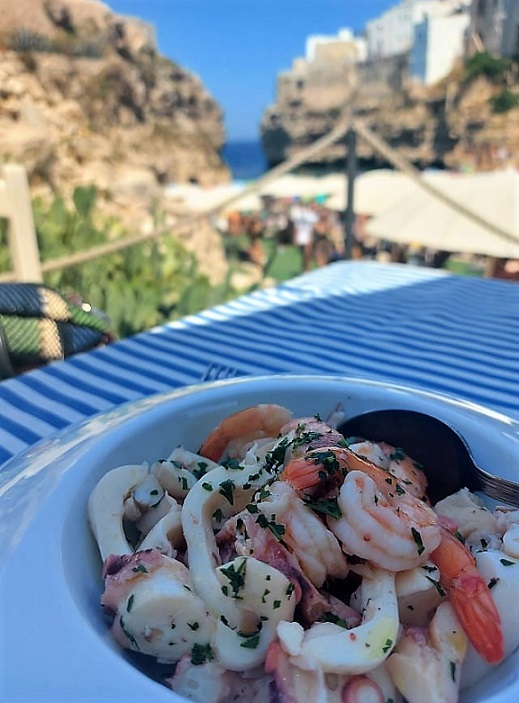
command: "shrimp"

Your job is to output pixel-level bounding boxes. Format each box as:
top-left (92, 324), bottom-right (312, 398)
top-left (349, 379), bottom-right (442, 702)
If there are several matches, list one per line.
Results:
top-left (281, 445), bottom-right (505, 662)
top-left (198, 403), bottom-right (293, 462)
top-left (281, 446), bottom-right (441, 571)
top-left (216, 510), bottom-right (359, 628)
top-left (255, 480), bottom-right (349, 586)
top-left (279, 416), bottom-right (347, 459)
top-left (378, 441), bottom-right (429, 501)
top-left (430, 525), bottom-right (504, 665)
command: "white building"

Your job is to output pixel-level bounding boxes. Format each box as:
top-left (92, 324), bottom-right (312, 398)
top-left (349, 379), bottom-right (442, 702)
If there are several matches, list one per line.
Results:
top-left (305, 28), bottom-right (367, 64)
top-left (471, 0), bottom-right (519, 58)
top-left (366, 0), bottom-right (470, 59)
top-left (411, 11), bottom-right (470, 84)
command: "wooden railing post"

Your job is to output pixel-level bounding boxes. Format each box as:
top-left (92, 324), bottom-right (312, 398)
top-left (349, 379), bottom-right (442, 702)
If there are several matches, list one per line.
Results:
top-left (0, 164), bottom-right (42, 282)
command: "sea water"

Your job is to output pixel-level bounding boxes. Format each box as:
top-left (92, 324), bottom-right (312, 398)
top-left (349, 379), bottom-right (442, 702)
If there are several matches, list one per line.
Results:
top-left (222, 140), bottom-right (268, 182)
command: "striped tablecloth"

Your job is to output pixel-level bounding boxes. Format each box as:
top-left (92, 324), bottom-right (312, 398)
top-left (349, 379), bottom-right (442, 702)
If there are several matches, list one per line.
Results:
top-left (0, 260), bottom-right (517, 468)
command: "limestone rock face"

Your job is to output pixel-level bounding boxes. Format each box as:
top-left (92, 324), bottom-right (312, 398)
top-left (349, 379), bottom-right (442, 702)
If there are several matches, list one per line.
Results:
top-left (0, 0), bottom-right (231, 283)
top-left (261, 64), bottom-right (519, 171)
top-left (0, 0), bottom-right (229, 196)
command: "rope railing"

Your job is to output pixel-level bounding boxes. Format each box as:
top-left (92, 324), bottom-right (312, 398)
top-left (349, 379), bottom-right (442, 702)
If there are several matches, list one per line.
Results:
top-left (354, 119), bottom-right (519, 248)
top-left (0, 119), bottom-right (353, 281)
top-left (1, 112), bottom-right (517, 282)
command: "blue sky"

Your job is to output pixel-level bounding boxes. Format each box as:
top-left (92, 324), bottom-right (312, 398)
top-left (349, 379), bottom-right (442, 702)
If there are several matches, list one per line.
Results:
top-left (107, 1), bottom-right (396, 141)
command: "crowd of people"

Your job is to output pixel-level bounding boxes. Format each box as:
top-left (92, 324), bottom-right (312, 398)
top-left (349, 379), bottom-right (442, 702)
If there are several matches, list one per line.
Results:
top-left (219, 193), bottom-right (519, 282)
top-left (221, 195), bottom-right (345, 273)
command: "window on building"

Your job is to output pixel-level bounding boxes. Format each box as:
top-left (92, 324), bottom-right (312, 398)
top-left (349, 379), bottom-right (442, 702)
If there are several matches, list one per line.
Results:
top-left (296, 79), bottom-right (305, 90)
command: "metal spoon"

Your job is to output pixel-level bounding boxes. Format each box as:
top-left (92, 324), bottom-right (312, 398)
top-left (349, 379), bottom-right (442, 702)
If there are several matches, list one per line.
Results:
top-left (338, 409), bottom-right (519, 507)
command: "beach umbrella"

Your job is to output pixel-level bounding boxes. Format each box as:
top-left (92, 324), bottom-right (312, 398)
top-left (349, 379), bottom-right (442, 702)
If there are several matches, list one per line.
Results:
top-left (165, 183), bottom-right (246, 213)
top-left (365, 169), bottom-right (519, 259)
top-left (221, 191), bottom-right (263, 213)
top-left (325, 169), bottom-right (421, 214)
top-left (259, 174), bottom-right (326, 199)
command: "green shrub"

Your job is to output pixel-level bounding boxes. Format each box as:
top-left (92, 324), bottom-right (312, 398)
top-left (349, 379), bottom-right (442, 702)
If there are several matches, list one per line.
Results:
top-left (9, 28), bottom-right (51, 53)
top-left (32, 187), bottom-right (238, 338)
top-left (464, 51), bottom-right (513, 83)
top-left (0, 219), bottom-right (12, 273)
top-left (71, 39), bottom-right (105, 58)
top-left (490, 88), bottom-right (519, 113)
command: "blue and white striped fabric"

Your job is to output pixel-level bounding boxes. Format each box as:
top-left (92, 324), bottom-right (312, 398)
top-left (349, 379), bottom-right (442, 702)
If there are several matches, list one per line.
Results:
top-left (0, 260), bottom-right (517, 468)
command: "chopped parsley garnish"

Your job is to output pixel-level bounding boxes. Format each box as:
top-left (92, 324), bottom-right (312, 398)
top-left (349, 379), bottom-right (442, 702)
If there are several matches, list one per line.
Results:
top-left (425, 575), bottom-right (447, 597)
top-left (245, 503), bottom-right (259, 514)
top-left (394, 483), bottom-right (405, 496)
top-left (188, 622), bottom-right (200, 631)
top-left (450, 661), bottom-right (456, 682)
top-left (382, 638), bottom-right (393, 653)
top-left (256, 514), bottom-right (286, 541)
top-left (265, 438), bottom-right (289, 473)
top-left (302, 496), bottom-right (342, 520)
top-left (220, 559), bottom-right (247, 598)
top-left (291, 430), bottom-right (323, 451)
top-left (201, 482), bottom-right (213, 491)
top-left (223, 458), bottom-right (242, 471)
top-left (488, 577), bottom-right (499, 589)
top-left (132, 564), bottom-right (148, 574)
top-left (119, 616), bottom-right (139, 650)
top-left (126, 595), bottom-right (134, 612)
top-left (212, 508), bottom-right (223, 522)
top-left (286, 583), bottom-right (295, 597)
top-left (150, 489), bottom-right (159, 496)
top-left (411, 527), bottom-right (425, 555)
top-left (453, 531), bottom-right (466, 543)
top-left (192, 461), bottom-right (209, 480)
top-left (322, 611), bottom-right (349, 629)
top-left (239, 633), bottom-right (260, 649)
top-left (389, 448), bottom-right (407, 461)
top-left (500, 558), bottom-right (516, 566)
top-left (311, 450), bottom-right (341, 478)
top-left (273, 600), bottom-right (281, 609)
top-left (191, 643), bottom-right (213, 665)
top-left (218, 479), bottom-right (235, 505)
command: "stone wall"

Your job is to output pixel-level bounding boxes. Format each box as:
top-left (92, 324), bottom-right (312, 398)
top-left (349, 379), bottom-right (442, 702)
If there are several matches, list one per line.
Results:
top-left (356, 54), bottom-right (409, 103)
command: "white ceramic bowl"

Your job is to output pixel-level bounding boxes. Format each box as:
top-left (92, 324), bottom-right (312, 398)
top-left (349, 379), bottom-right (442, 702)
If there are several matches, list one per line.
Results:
top-left (1, 375), bottom-right (518, 703)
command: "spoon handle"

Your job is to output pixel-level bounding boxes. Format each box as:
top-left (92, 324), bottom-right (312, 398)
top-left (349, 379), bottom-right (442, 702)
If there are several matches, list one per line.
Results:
top-left (476, 467), bottom-right (519, 507)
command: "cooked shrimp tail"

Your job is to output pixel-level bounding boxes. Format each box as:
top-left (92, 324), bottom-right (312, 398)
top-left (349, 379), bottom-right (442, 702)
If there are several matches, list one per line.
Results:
top-left (282, 446), bottom-right (441, 572)
top-left (198, 403), bottom-right (293, 462)
top-left (431, 526), bottom-right (504, 664)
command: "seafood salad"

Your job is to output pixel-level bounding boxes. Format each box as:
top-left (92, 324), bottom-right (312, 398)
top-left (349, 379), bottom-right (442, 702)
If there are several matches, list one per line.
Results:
top-left (88, 404), bottom-right (519, 703)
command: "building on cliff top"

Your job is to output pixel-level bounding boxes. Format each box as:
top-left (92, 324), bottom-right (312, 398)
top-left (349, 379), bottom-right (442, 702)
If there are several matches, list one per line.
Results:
top-left (275, 28), bottom-right (366, 113)
top-left (411, 10), bottom-right (470, 85)
top-left (365, 0), bottom-right (471, 60)
top-left (471, 0), bottom-right (519, 58)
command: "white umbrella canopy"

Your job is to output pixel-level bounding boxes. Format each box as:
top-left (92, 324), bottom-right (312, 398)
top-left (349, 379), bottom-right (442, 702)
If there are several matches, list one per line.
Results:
top-left (165, 182), bottom-right (246, 213)
top-left (365, 169), bottom-right (519, 259)
top-left (258, 174), bottom-right (326, 199)
top-left (325, 169), bottom-right (420, 215)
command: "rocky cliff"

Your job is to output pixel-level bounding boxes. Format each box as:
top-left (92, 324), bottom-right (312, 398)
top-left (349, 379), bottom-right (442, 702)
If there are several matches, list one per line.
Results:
top-left (0, 0), bottom-right (231, 282)
top-left (261, 61), bottom-right (519, 172)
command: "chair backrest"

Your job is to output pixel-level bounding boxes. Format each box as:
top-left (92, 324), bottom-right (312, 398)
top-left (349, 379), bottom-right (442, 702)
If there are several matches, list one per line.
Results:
top-left (0, 164), bottom-right (42, 282)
